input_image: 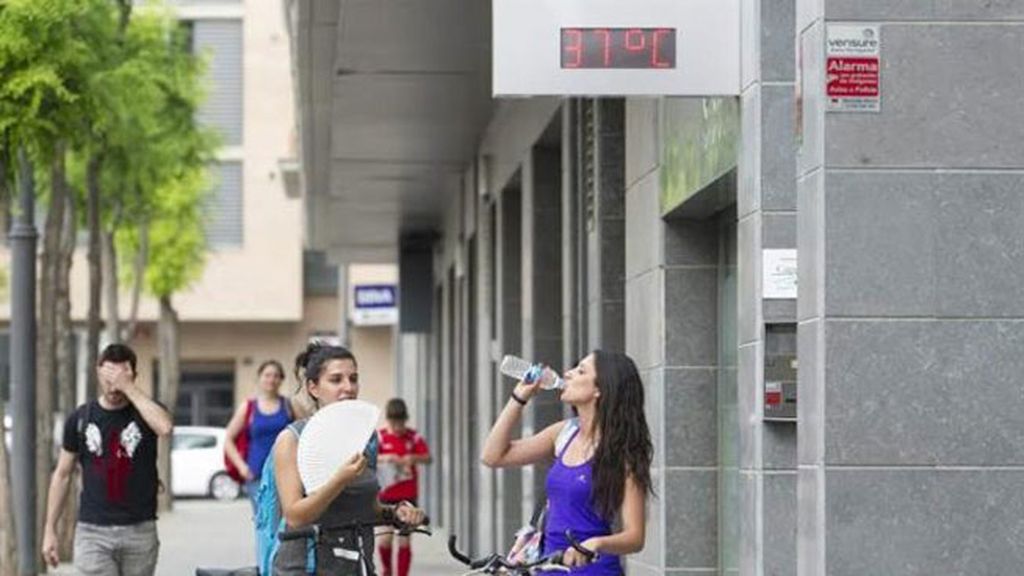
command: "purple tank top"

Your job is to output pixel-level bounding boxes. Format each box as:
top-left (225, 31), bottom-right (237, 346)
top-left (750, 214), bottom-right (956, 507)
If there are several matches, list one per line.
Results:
top-left (542, 421), bottom-right (622, 576)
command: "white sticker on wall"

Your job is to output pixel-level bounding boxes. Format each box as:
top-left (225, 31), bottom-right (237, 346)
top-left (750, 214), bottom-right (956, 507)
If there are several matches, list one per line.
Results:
top-left (763, 249), bottom-right (798, 299)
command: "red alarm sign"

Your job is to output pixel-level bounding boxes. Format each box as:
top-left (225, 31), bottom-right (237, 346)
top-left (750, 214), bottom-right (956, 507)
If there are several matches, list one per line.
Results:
top-left (561, 28), bottom-right (676, 69)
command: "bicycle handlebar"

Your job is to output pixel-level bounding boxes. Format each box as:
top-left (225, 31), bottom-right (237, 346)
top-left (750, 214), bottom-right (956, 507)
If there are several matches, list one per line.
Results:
top-left (279, 517), bottom-right (432, 542)
top-left (448, 534), bottom-right (571, 574)
top-left (563, 530), bottom-right (597, 562)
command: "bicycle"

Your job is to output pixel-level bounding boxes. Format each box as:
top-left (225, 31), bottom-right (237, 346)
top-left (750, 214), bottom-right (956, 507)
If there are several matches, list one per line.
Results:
top-left (447, 530), bottom-right (596, 575)
top-left (195, 517), bottom-right (430, 576)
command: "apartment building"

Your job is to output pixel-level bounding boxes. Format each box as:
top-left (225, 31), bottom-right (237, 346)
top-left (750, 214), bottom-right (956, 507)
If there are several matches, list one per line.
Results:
top-left (0, 0), bottom-right (399, 427)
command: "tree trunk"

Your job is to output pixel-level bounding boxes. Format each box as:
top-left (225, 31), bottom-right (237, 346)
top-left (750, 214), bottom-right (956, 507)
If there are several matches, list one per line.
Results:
top-left (55, 175), bottom-right (78, 562)
top-left (102, 229), bottom-right (120, 344)
top-left (116, 0), bottom-right (132, 34)
top-left (123, 219), bottom-right (148, 344)
top-left (85, 155), bottom-right (102, 399)
top-left (55, 192), bottom-right (76, 442)
top-left (0, 400), bottom-right (15, 576)
top-left (35, 145), bottom-right (67, 573)
top-left (156, 296), bottom-right (179, 512)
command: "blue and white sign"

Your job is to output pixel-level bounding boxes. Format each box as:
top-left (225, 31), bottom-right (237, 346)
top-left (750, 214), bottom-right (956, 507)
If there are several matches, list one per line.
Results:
top-left (351, 284), bottom-right (398, 326)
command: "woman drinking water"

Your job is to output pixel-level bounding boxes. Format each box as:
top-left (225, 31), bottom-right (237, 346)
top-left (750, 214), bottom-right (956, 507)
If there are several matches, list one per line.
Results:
top-left (482, 351), bottom-right (653, 574)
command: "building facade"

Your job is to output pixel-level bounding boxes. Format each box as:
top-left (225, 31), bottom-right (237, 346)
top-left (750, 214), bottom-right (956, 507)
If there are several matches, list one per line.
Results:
top-left (287, 0), bottom-right (1024, 574)
top-left (0, 0), bottom-right (399, 429)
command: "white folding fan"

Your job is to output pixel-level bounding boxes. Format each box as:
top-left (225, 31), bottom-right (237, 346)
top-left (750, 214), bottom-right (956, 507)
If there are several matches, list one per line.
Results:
top-left (296, 399), bottom-right (380, 493)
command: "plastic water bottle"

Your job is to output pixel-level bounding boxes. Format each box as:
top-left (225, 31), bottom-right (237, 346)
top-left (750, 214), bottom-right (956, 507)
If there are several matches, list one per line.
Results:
top-left (499, 355), bottom-right (565, 390)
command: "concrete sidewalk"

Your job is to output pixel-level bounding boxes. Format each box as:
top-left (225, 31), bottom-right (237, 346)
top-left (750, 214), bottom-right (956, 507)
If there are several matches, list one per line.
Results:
top-left (51, 498), bottom-right (463, 575)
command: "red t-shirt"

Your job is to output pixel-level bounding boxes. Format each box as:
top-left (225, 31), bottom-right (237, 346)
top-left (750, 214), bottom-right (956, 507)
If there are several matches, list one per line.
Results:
top-left (377, 427), bottom-right (429, 502)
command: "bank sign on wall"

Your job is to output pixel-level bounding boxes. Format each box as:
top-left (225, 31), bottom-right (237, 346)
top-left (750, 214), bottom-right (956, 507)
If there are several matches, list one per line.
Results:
top-left (493, 0), bottom-right (740, 96)
top-left (350, 285), bottom-right (398, 326)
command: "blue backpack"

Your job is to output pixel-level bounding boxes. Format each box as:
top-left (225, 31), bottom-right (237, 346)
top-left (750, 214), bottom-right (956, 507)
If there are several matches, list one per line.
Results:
top-left (254, 422), bottom-right (379, 576)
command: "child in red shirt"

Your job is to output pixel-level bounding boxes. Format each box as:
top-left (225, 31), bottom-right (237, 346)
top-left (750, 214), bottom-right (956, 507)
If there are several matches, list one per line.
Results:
top-left (377, 398), bottom-right (431, 576)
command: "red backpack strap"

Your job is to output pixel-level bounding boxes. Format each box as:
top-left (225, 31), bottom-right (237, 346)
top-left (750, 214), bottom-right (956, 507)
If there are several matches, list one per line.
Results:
top-left (245, 398), bottom-right (257, 426)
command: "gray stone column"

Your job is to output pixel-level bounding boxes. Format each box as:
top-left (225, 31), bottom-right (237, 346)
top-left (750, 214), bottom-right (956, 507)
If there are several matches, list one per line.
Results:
top-left (737, 0), bottom-right (799, 573)
top-left (624, 98), bottom-right (667, 576)
top-left (521, 145), bottom-right (563, 521)
top-left (495, 182), bottom-right (523, 547)
top-left (474, 184), bottom-right (498, 555)
top-left (586, 99), bottom-right (626, 353)
top-left (441, 266), bottom-right (456, 533)
top-left (797, 3), bottom-right (1024, 575)
top-left (562, 102), bottom-right (581, 370)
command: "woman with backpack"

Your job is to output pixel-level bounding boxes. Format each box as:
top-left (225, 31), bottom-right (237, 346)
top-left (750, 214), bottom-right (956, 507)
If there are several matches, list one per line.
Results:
top-left (272, 342), bottom-right (427, 576)
top-left (225, 359), bottom-right (295, 512)
top-left (481, 351), bottom-right (654, 574)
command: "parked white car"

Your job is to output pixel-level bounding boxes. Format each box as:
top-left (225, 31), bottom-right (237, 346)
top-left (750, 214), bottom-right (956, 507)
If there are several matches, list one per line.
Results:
top-left (171, 426), bottom-right (240, 501)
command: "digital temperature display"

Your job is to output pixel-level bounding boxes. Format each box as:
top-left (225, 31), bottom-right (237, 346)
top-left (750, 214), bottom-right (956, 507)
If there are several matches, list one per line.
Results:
top-left (560, 28), bottom-right (676, 69)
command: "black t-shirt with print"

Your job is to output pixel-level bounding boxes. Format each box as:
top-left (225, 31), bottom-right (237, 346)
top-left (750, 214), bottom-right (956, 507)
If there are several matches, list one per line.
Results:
top-left (61, 400), bottom-right (159, 525)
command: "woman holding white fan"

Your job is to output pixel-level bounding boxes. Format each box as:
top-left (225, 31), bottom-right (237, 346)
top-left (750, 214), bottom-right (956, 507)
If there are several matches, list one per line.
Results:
top-left (272, 342), bottom-right (427, 575)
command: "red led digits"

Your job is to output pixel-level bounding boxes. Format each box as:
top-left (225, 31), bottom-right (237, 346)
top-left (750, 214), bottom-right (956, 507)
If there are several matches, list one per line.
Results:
top-left (624, 29), bottom-right (646, 54)
top-left (563, 28), bottom-right (583, 68)
top-left (652, 29), bottom-right (672, 68)
top-left (594, 28), bottom-right (612, 67)
top-left (560, 27), bottom-right (675, 69)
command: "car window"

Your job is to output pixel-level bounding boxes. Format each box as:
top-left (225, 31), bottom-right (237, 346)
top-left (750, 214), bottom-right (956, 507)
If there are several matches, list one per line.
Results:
top-left (173, 433), bottom-right (217, 450)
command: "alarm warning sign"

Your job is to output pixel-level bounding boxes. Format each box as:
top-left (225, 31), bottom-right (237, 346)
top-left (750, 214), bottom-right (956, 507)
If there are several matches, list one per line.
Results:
top-left (826, 24), bottom-right (880, 113)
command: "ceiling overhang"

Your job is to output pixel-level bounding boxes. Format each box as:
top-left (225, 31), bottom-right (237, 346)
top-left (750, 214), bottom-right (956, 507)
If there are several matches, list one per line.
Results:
top-left (287, 0), bottom-right (493, 263)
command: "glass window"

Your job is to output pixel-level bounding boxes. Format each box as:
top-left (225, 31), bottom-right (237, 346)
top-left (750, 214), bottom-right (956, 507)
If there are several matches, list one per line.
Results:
top-left (192, 19), bottom-right (243, 146)
top-left (206, 162), bottom-right (244, 248)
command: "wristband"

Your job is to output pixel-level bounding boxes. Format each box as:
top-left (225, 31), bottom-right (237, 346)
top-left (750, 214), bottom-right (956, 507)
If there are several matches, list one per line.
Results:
top-left (510, 391), bottom-right (528, 406)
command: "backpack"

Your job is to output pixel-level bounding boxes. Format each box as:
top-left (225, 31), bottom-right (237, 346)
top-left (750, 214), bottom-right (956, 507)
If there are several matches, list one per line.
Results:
top-left (254, 421), bottom-right (379, 576)
top-left (76, 402), bottom-right (93, 453)
top-left (226, 399), bottom-right (256, 483)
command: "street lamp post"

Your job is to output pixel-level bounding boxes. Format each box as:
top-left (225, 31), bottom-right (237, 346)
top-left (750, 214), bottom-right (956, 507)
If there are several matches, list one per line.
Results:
top-left (10, 149), bottom-right (37, 576)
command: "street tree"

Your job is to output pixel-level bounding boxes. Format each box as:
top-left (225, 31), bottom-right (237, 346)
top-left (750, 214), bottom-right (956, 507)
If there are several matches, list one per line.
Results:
top-left (0, 0), bottom-right (117, 571)
top-left (113, 14), bottom-right (215, 511)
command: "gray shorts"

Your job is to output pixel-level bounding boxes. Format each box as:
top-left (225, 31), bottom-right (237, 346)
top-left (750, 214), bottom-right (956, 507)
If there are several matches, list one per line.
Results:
top-left (74, 521), bottom-right (160, 576)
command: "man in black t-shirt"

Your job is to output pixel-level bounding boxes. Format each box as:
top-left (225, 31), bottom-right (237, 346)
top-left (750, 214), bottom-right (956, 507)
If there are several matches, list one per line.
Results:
top-left (41, 343), bottom-right (173, 575)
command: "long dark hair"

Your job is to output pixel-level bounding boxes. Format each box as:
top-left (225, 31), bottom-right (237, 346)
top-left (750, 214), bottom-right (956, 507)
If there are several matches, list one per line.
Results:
top-left (590, 350), bottom-right (654, 521)
top-left (293, 341), bottom-right (357, 408)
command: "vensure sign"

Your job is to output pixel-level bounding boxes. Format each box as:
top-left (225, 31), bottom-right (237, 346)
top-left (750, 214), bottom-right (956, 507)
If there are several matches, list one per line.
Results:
top-left (826, 24), bottom-right (880, 113)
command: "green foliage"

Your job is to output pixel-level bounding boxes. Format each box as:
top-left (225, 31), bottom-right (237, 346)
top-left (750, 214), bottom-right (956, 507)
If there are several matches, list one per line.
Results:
top-left (0, 0), bottom-right (216, 297)
top-left (0, 0), bottom-right (115, 160)
top-left (117, 165), bottom-right (209, 298)
top-left (105, 7), bottom-right (217, 297)
top-left (98, 7), bottom-right (219, 226)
